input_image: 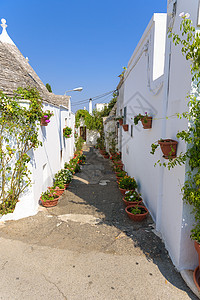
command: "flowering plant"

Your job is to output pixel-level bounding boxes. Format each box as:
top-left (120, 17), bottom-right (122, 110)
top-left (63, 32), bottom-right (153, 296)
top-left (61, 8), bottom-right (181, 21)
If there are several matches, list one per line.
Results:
top-left (116, 170), bottom-right (126, 178)
top-left (54, 169), bottom-right (73, 184)
top-left (41, 110), bottom-right (54, 124)
top-left (134, 112), bottom-right (150, 125)
top-left (124, 190), bottom-right (141, 202)
top-left (41, 187), bottom-right (59, 202)
top-left (63, 126), bottom-right (72, 138)
top-left (53, 180), bottom-right (65, 189)
top-left (119, 176), bottom-right (137, 190)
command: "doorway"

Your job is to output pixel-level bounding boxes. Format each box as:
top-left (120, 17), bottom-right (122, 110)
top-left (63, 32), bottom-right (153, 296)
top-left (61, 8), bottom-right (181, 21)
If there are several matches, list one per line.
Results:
top-left (80, 126), bottom-right (86, 141)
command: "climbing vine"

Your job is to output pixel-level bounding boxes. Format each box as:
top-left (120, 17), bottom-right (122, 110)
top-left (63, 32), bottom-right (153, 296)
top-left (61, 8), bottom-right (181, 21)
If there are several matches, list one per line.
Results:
top-left (166, 13), bottom-right (200, 242)
top-left (0, 87), bottom-right (44, 215)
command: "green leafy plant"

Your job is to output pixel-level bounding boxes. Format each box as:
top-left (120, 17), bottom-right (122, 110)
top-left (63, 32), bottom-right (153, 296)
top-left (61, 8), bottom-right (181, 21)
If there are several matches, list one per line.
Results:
top-left (124, 190), bottom-right (141, 202)
top-left (54, 169), bottom-right (73, 184)
top-left (0, 87), bottom-right (44, 215)
top-left (63, 126), bottom-right (72, 138)
top-left (134, 112), bottom-right (150, 125)
top-left (166, 13), bottom-right (200, 242)
top-left (41, 188), bottom-right (59, 202)
top-left (75, 137), bottom-right (85, 151)
top-left (46, 83), bottom-right (52, 93)
top-left (116, 170), bottom-right (127, 178)
top-left (119, 176), bottom-right (137, 190)
top-left (129, 206), bottom-right (143, 215)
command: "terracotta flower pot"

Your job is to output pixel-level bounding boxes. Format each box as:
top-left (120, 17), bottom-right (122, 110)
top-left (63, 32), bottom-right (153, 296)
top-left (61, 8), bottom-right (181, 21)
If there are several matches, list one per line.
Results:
top-left (119, 188), bottom-right (129, 195)
top-left (40, 117), bottom-right (48, 126)
top-left (119, 119), bottom-right (123, 126)
top-left (122, 124), bottom-right (129, 131)
top-left (55, 189), bottom-right (65, 196)
top-left (141, 117), bottom-right (152, 129)
top-left (122, 197), bottom-right (142, 207)
top-left (125, 205), bottom-right (148, 221)
top-left (193, 241), bottom-right (200, 290)
top-left (40, 196), bottom-right (60, 208)
top-left (158, 139), bottom-right (178, 159)
top-left (64, 183), bottom-right (70, 189)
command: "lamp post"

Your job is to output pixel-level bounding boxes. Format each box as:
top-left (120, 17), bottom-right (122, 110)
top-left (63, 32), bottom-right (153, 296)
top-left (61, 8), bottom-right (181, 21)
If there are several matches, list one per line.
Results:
top-left (65, 87), bottom-right (83, 94)
top-left (64, 87), bottom-right (83, 113)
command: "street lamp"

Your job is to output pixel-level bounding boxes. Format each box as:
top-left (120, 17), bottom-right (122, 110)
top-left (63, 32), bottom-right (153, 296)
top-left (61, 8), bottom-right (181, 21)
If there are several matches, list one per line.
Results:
top-left (65, 87), bottom-right (83, 94)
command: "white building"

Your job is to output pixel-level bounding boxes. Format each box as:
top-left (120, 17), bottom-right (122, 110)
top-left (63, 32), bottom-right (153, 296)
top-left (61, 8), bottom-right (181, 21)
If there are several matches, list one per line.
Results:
top-left (0, 19), bottom-right (75, 221)
top-left (95, 103), bottom-right (108, 112)
top-left (117, 0), bottom-right (200, 273)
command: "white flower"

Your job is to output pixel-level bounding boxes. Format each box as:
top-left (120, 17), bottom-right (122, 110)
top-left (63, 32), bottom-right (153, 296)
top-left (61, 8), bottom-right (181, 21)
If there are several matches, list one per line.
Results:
top-left (179, 12), bottom-right (185, 17)
top-left (185, 13), bottom-right (190, 19)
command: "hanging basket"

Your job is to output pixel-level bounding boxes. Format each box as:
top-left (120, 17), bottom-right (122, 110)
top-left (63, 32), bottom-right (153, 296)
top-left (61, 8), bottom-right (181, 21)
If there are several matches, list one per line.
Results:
top-left (158, 139), bottom-right (178, 159)
top-left (119, 119), bottom-right (123, 126)
top-left (40, 117), bottom-right (48, 126)
top-left (141, 117), bottom-right (152, 129)
top-left (122, 124), bottom-right (129, 131)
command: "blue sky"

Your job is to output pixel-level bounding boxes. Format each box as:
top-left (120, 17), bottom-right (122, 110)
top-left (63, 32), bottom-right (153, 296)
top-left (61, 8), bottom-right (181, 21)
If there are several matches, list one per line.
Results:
top-left (0, 0), bottom-right (167, 112)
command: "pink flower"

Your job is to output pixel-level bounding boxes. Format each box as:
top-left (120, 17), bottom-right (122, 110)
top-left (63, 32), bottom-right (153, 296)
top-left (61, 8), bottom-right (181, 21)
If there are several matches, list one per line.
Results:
top-left (43, 115), bottom-right (48, 118)
top-left (179, 12), bottom-right (185, 17)
top-left (45, 120), bottom-right (50, 123)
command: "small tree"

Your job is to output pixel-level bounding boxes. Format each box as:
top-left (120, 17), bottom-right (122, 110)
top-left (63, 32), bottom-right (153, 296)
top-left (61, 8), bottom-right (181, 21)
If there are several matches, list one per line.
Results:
top-left (46, 83), bottom-right (52, 93)
top-left (0, 87), bottom-right (44, 214)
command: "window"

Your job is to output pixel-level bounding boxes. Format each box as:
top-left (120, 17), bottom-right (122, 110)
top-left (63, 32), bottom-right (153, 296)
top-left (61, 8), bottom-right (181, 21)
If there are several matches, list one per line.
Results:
top-left (124, 107), bottom-right (127, 124)
top-left (131, 125), bottom-right (133, 137)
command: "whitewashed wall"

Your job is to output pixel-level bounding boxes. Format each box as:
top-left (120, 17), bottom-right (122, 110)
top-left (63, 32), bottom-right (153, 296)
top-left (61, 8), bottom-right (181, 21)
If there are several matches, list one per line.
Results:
top-left (118, 5), bottom-right (200, 271)
top-left (1, 102), bottom-right (75, 221)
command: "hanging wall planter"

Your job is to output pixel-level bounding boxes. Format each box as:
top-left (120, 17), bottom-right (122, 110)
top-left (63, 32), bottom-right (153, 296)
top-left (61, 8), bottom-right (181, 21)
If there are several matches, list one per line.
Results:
top-left (158, 139), bottom-right (178, 159)
top-left (122, 124), bottom-right (129, 131)
top-left (40, 117), bottom-right (48, 126)
top-left (141, 116), bottom-right (152, 129)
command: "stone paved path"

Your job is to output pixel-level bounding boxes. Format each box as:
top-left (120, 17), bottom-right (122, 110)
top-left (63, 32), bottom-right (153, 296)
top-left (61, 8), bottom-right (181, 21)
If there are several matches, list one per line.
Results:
top-left (0, 146), bottom-right (197, 299)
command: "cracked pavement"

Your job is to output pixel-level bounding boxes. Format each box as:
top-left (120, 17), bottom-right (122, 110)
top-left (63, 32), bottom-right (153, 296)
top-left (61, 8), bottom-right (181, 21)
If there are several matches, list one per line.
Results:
top-left (0, 146), bottom-right (197, 300)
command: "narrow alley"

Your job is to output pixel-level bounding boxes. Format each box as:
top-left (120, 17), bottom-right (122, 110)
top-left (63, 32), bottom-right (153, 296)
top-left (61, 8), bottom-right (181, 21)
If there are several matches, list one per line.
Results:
top-left (0, 147), bottom-right (197, 300)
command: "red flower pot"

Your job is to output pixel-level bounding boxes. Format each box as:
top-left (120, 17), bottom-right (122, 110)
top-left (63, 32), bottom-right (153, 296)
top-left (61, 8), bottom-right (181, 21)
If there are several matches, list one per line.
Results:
top-left (55, 189), bottom-right (65, 196)
top-left (119, 188), bottom-right (128, 195)
top-left (125, 205), bottom-right (148, 221)
top-left (158, 139), bottom-right (178, 159)
top-left (40, 117), bottom-right (48, 126)
top-left (40, 196), bottom-right (60, 208)
top-left (141, 117), bottom-right (152, 129)
top-left (122, 124), bottom-right (129, 131)
top-left (122, 197), bottom-right (142, 207)
top-left (119, 119), bottom-right (123, 126)
top-left (193, 241), bottom-right (200, 290)
top-left (64, 183), bottom-right (70, 189)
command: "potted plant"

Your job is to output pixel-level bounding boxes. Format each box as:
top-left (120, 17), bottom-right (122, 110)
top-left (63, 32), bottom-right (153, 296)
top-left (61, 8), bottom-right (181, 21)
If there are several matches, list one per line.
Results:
top-left (40, 110), bottom-right (54, 126)
top-left (119, 176), bottom-right (137, 195)
top-left (151, 139), bottom-right (178, 159)
top-left (125, 205), bottom-right (149, 221)
top-left (63, 126), bottom-right (72, 138)
top-left (53, 181), bottom-right (65, 196)
top-left (103, 151), bottom-right (110, 159)
top-left (40, 187), bottom-right (60, 207)
top-left (134, 112), bottom-right (152, 129)
top-left (122, 124), bottom-right (129, 131)
top-left (123, 190), bottom-right (142, 206)
top-left (54, 168), bottom-right (73, 188)
top-left (115, 116), bottom-right (124, 126)
top-left (114, 165), bottom-right (124, 172)
top-left (116, 170), bottom-right (127, 181)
